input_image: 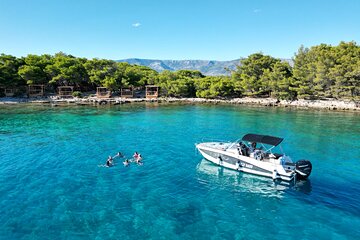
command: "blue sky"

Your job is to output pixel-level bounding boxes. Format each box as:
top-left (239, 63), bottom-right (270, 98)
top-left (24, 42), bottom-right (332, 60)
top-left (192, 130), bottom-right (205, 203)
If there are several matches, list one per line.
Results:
top-left (0, 0), bottom-right (359, 60)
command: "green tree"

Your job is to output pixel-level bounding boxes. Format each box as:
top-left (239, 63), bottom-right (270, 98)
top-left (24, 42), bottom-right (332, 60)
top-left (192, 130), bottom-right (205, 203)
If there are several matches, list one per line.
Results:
top-left (176, 70), bottom-right (204, 79)
top-left (312, 44), bottom-right (335, 98)
top-left (18, 54), bottom-right (52, 84)
top-left (0, 54), bottom-right (25, 87)
top-left (84, 58), bottom-right (121, 89)
top-left (233, 53), bottom-right (280, 96)
top-left (293, 41), bottom-right (360, 99)
top-left (291, 46), bottom-right (315, 99)
top-left (46, 52), bottom-right (88, 87)
top-left (329, 41), bottom-right (360, 99)
top-left (266, 62), bottom-right (295, 100)
top-left (123, 65), bottom-right (158, 87)
top-left (195, 76), bottom-right (234, 98)
top-left (156, 70), bottom-right (196, 97)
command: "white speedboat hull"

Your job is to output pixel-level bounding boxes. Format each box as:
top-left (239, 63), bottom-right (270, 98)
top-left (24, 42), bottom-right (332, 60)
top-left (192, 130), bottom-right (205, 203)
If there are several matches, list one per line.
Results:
top-left (196, 143), bottom-right (295, 182)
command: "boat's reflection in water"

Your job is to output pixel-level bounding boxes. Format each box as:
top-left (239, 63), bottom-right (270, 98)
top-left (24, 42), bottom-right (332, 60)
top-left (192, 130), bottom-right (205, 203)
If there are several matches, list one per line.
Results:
top-left (196, 159), bottom-right (312, 198)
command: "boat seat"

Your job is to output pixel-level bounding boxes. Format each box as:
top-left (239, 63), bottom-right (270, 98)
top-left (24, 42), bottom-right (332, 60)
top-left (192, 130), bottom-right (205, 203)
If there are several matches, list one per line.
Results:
top-left (273, 153), bottom-right (283, 159)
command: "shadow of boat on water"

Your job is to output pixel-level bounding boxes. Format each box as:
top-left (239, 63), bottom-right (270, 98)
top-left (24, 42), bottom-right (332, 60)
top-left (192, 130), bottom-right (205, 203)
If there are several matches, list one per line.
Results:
top-left (196, 159), bottom-right (312, 198)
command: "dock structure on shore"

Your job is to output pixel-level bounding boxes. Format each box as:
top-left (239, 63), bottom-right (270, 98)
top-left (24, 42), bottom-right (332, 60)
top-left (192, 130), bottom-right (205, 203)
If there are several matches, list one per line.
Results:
top-left (28, 85), bottom-right (45, 98)
top-left (58, 86), bottom-right (74, 98)
top-left (0, 86), bottom-right (15, 97)
top-left (146, 85), bottom-right (159, 99)
top-left (96, 87), bottom-right (111, 98)
top-left (121, 87), bottom-right (134, 98)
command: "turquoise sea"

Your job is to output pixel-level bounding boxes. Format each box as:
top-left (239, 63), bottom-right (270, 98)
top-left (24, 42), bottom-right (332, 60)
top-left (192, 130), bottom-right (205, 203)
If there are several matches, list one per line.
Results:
top-left (0, 103), bottom-right (359, 239)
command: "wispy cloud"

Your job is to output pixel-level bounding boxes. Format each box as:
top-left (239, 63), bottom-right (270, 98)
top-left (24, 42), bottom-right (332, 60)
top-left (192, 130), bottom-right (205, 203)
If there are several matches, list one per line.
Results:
top-left (132, 22), bottom-right (141, 28)
top-left (253, 9), bottom-right (261, 14)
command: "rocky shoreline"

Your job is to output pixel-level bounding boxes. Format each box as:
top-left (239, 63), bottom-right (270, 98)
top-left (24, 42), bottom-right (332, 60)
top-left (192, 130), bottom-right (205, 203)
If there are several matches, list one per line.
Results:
top-left (0, 96), bottom-right (359, 111)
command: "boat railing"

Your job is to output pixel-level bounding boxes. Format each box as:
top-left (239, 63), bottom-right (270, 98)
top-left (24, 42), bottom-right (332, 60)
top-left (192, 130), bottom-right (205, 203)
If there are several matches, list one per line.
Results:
top-left (199, 138), bottom-right (234, 144)
top-left (226, 138), bottom-right (243, 149)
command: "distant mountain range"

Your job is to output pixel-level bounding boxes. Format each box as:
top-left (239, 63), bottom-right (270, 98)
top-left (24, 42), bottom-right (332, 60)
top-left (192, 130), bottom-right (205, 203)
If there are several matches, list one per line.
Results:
top-left (117, 58), bottom-right (293, 76)
top-left (117, 58), bottom-right (241, 76)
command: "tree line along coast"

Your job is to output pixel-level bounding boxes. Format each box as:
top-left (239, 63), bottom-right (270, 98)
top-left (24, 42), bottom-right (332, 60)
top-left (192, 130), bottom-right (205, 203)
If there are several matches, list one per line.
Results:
top-left (0, 41), bottom-right (359, 105)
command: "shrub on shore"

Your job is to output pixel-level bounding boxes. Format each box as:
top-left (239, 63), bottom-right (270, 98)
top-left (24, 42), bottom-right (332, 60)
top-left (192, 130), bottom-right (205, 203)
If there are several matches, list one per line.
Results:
top-left (72, 91), bottom-right (82, 98)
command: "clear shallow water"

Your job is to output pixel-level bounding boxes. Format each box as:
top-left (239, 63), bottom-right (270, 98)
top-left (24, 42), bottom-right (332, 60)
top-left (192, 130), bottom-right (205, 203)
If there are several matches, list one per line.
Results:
top-left (0, 103), bottom-right (359, 239)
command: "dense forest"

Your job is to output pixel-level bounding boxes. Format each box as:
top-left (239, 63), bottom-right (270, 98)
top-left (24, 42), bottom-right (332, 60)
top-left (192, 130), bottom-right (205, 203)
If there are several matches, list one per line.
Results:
top-left (0, 41), bottom-right (359, 100)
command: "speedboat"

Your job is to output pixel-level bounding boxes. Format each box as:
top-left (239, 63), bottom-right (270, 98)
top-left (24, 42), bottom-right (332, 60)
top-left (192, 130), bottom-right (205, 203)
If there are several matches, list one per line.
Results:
top-left (195, 133), bottom-right (312, 181)
top-left (196, 159), bottom-right (312, 196)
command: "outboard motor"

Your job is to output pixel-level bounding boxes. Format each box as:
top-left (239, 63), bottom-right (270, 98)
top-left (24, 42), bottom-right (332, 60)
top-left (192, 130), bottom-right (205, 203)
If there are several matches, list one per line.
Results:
top-left (295, 160), bottom-right (312, 179)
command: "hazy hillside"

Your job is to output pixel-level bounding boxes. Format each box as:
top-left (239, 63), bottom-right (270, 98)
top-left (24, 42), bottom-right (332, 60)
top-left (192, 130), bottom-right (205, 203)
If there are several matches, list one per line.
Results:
top-left (117, 58), bottom-right (294, 76)
top-left (117, 59), bottom-right (241, 76)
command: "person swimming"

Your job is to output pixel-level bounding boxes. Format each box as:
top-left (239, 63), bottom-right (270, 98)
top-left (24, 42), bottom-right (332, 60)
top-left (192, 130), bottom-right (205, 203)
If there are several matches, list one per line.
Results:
top-left (106, 156), bottom-right (113, 167)
top-left (135, 154), bottom-right (143, 165)
top-left (133, 152), bottom-right (139, 160)
top-left (116, 152), bottom-right (124, 158)
top-left (123, 159), bottom-right (130, 167)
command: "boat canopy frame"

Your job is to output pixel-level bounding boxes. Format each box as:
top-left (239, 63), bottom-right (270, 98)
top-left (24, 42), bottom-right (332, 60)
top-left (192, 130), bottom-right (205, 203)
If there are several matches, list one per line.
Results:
top-left (242, 133), bottom-right (283, 147)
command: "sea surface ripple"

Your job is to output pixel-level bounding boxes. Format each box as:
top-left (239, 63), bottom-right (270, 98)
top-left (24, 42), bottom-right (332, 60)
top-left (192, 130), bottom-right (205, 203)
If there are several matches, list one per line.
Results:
top-left (0, 103), bottom-right (359, 239)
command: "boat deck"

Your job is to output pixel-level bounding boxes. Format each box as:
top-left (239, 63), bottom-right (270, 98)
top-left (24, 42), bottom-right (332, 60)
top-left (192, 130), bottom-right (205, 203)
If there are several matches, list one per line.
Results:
top-left (197, 142), bottom-right (292, 165)
top-left (197, 142), bottom-right (233, 151)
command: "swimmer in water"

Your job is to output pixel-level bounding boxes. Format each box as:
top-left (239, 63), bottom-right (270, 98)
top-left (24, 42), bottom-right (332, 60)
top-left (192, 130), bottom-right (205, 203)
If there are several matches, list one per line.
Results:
top-left (116, 152), bottom-right (124, 158)
top-left (135, 154), bottom-right (143, 165)
top-left (133, 151), bottom-right (140, 159)
top-left (123, 159), bottom-right (130, 167)
top-left (106, 156), bottom-right (113, 167)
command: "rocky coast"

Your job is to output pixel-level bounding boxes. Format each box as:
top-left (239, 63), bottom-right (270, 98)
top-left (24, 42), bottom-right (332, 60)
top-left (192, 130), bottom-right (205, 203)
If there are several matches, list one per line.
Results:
top-left (0, 96), bottom-right (359, 111)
